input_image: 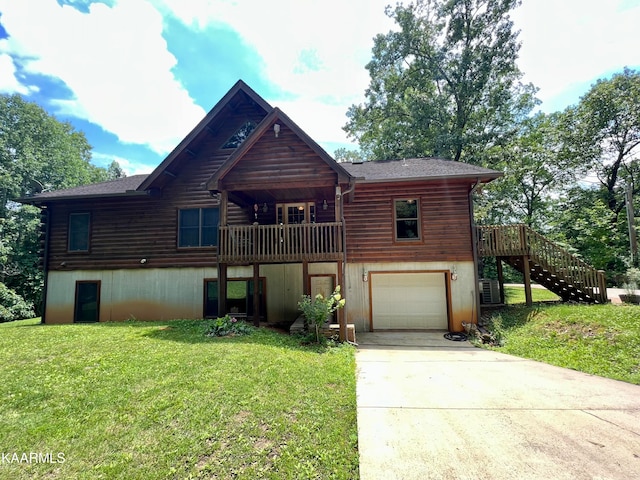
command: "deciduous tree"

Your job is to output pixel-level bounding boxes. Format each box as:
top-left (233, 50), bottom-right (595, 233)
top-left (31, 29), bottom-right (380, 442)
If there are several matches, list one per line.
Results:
top-left (344, 0), bottom-right (537, 163)
top-left (0, 94), bottom-right (108, 315)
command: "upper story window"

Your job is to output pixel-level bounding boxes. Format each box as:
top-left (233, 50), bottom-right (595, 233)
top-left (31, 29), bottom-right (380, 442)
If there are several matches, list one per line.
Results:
top-left (68, 212), bottom-right (90, 252)
top-left (394, 199), bottom-right (420, 241)
top-left (222, 121), bottom-right (256, 149)
top-left (178, 208), bottom-right (219, 247)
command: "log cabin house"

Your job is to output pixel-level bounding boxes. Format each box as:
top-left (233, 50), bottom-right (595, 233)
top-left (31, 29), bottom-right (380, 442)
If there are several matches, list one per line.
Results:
top-left (21, 80), bottom-right (517, 337)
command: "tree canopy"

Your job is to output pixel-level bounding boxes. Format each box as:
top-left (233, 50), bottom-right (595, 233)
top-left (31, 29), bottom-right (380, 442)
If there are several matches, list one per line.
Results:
top-left (0, 94), bottom-right (110, 216)
top-left (344, 0), bottom-right (537, 163)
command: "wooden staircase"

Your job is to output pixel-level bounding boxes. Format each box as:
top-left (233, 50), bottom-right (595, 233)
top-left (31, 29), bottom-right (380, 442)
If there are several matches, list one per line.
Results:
top-left (477, 224), bottom-right (608, 304)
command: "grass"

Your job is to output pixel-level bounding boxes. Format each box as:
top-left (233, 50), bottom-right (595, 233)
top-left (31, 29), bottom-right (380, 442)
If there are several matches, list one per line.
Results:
top-left (0, 319), bottom-right (358, 479)
top-left (482, 302), bottom-right (640, 385)
top-left (504, 285), bottom-right (560, 304)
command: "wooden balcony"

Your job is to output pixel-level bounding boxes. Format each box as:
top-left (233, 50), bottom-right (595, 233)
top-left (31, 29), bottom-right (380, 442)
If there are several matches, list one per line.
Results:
top-left (218, 222), bottom-right (343, 264)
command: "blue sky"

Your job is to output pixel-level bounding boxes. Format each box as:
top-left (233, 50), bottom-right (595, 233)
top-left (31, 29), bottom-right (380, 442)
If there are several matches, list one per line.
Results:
top-left (1, 0), bottom-right (639, 175)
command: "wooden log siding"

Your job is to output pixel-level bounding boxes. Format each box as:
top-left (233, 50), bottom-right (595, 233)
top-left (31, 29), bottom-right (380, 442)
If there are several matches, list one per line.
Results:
top-left (219, 222), bottom-right (343, 264)
top-left (343, 181), bottom-right (474, 263)
top-left (43, 109), bottom-right (269, 271)
top-left (220, 124), bottom-right (339, 192)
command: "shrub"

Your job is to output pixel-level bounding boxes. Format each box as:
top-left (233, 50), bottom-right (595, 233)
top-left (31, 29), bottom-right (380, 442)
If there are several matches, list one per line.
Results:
top-left (0, 282), bottom-right (35, 323)
top-left (205, 315), bottom-right (254, 337)
top-left (298, 286), bottom-right (346, 343)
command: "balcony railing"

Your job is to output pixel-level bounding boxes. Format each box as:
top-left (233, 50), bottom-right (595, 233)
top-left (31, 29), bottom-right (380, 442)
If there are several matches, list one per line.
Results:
top-left (218, 222), bottom-right (343, 263)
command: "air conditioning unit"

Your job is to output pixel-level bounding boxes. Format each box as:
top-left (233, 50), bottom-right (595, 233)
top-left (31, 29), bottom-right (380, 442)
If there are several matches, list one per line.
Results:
top-left (480, 279), bottom-right (501, 304)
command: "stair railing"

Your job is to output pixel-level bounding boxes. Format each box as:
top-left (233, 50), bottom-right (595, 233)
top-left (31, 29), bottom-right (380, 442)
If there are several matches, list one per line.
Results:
top-left (477, 224), bottom-right (607, 303)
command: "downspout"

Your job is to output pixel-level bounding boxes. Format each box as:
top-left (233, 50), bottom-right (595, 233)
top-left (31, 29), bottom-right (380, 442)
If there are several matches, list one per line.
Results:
top-left (40, 205), bottom-right (51, 324)
top-left (339, 182), bottom-right (355, 342)
top-left (469, 179), bottom-right (482, 327)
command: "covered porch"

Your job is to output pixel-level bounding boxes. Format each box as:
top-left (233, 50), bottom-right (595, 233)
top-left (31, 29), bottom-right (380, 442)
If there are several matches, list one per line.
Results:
top-left (214, 185), bottom-right (350, 340)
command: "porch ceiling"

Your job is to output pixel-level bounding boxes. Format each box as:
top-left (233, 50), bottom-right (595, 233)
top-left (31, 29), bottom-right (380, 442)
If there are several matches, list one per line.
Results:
top-left (228, 185), bottom-right (337, 207)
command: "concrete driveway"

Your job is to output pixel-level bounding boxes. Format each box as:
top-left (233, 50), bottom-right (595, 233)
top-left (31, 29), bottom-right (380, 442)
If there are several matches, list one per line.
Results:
top-left (356, 332), bottom-right (640, 480)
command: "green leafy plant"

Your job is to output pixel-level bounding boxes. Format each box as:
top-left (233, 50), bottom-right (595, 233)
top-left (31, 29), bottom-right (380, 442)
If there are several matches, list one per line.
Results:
top-left (298, 286), bottom-right (346, 343)
top-left (0, 282), bottom-right (34, 322)
top-left (205, 315), bottom-right (254, 337)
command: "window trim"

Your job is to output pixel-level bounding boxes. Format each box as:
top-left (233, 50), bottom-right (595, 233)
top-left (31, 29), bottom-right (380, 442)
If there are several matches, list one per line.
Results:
top-left (203, 277), bottom-right (267, 319)
top-left (177, 208), bottom-right (219, 249)
top-left (68, 212), bottom-right (91, 253)
top-left (393, 198), bottom-right (421, 242)
top-left (74, 280), bottom-right (101, 323)
top-left (276, 202), bottom-right (316, 224)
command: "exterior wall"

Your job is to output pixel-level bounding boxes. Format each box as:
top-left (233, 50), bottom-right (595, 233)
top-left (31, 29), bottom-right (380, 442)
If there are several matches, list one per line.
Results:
top-left (46, 266), bottom-right (248, 324)
top-left (220, 122), bottom-right (338, 192)
top-left (344, 180), bottom-right (474, 263)
top-left (44, 264), bottom-right (340, 325)
top-left (343, 261), bottom-right (477, 333)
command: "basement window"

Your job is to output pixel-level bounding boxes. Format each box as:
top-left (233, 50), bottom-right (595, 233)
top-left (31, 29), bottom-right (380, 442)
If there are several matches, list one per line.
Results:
top-left (222, 121), bottom-right (256, 149)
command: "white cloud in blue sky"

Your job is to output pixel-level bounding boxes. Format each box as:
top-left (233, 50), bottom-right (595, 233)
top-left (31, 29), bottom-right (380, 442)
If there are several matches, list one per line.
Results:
top-left (0, 0), bottom-right (639, 175)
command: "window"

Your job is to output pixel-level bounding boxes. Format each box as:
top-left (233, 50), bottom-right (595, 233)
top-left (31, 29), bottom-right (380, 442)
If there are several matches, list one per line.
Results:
top-left (276, 202), bottom-right (316, 224)
top-left (178, 208), bottom-right (219, 247)
top-left (222, 121), bottom-right (256, 149)
top-left (74, 281), bottom-right (100, 323)
top-left (68, 212), bottom-right (90, 251)
top-left (204, 279), bottom-right (266, 318)
top-left (394, 199), bottom-right (420, 240)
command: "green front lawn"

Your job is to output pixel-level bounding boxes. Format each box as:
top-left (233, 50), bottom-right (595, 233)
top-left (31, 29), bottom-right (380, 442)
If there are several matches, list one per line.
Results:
top-left (504, 285), bottom-right (560, 304)
top-left (0, 320), bottom-right (358, 479)
top-left (483, 302), bottom-right (640, 385)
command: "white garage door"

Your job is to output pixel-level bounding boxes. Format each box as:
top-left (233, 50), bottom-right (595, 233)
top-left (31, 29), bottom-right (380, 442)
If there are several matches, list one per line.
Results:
top-left (371, 272), bottom-right (448, 330)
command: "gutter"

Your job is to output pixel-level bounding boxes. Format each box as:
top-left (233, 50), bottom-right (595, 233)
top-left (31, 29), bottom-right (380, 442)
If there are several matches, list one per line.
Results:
top-left (469, 178), bottom-right (483, 327)
top-left (18, 190), bottom-right (149, 205)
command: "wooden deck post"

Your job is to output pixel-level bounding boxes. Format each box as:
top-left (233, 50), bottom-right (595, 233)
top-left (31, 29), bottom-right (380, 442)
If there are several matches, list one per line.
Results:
top-left (496, 257), bottom-right (505, 304)
top-left (218, 263), bottom-right (228, 317)
top-left (302, 261), bottom-right (309, 295)
top-left (522, 255), bottom-right (533, 306)
top-left (597, 270), bottom-right (608, 303)
top-left (252, 262), bottom-right (260, 327)
top-left (337, 260), bottom-right (346, 342)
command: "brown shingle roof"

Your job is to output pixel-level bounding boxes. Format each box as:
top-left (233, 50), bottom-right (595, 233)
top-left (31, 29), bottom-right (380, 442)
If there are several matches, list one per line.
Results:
top-left (19, 158), bottom-right (500, 204)
top-left (341, 158), bottom-right (501, 182)
top-left (19, 174), bottom-right (149, 203)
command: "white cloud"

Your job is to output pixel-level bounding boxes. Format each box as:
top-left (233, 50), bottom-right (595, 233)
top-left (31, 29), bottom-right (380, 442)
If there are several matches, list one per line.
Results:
top-left (2, 0), bottom-right (637, 160)
top-left (91, 152), bottom-right (153, 176)
top-left (270, 99), bottom-right (353, 149)
top-left (155, 0), bottom-right (395, 146)
top-left (0, 52), bottom-right (37, 94)
top-left (0, 0), bottom-right (205, 154)
top-left (512, 0), bottom-right (640, 108)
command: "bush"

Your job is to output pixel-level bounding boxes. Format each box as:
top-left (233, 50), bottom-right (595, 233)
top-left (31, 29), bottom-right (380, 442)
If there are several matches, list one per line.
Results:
top-left (0, 282), bottom-right (35, 322)
top-left (298, 286), bottom-right (346, 343)
top-left (205, 315), bottom-right (254, 337)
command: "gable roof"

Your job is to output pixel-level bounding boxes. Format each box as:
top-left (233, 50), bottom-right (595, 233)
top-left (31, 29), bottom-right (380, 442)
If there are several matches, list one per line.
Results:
top-left (137, 80), bottom-right (272, 192)
top-left (19, 174), bottom-right (149, 204)
top-left (205, 107), bottom-right (354, 191)
top-left (341, 158), bottom-right (502, 183)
